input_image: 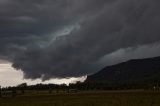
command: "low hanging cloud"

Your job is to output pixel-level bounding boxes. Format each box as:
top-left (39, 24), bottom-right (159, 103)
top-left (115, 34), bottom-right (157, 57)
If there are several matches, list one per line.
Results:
top-left (98, 43), bottom-right (160, 68)
top-left (0, 0), bottom-right (160, 80)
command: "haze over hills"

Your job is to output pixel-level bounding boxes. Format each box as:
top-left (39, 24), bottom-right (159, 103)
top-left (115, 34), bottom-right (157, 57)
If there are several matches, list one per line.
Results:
top-left (86, 56), bottom-right (160, 85)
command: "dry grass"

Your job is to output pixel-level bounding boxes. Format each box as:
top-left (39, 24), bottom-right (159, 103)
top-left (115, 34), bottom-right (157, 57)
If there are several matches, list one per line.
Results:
top-left (0, 90), bottom-right (160, 106)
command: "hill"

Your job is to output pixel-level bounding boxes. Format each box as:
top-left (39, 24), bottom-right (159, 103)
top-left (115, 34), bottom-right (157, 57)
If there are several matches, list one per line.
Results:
top-left (86, 56), bottom-right (160, 85)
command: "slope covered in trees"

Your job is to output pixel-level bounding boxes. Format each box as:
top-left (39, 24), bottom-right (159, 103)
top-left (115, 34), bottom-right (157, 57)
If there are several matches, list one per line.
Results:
top-left (86, 56), bottom-right (160, 86)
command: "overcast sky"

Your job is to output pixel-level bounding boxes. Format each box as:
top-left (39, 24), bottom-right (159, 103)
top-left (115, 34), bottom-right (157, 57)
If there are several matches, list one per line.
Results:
top-left (0, 0), bottom-right (160, 86)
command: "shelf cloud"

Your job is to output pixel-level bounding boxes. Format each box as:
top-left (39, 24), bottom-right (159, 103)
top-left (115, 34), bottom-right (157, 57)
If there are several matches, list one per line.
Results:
top-left (0, 0), bottom-right (160, 80)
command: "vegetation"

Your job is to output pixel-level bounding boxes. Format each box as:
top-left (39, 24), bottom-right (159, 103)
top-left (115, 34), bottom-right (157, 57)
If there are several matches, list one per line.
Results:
top-left (86, 56), bottom-right (160, 86)
top-left (0, 83), bottom-right (160, 106)
top-left (0, 90), bottom-right (160, 106)
top-left (1, 80), bottom-right (159, 92)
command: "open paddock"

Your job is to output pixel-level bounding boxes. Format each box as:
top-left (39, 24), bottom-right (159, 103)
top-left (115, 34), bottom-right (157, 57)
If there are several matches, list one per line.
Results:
top-left (0, 90), bottom-right (160, 106)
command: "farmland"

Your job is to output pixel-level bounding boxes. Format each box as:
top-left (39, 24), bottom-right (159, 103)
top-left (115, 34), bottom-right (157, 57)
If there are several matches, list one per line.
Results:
top-left (0, 90), bottom-right (160, 106)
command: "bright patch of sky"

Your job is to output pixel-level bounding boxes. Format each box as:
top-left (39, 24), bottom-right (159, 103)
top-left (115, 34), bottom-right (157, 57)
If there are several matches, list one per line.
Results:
top-left (0, 63), bottom-right (86, 87)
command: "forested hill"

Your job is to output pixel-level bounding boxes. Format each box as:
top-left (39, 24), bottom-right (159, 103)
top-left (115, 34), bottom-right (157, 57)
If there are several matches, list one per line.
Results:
top-left (86, 56), bottom-right (160, 85)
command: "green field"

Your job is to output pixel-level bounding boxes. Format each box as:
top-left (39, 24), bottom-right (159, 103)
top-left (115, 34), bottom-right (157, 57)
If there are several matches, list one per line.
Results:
top-left (0, 90), bottom-right (160, 106)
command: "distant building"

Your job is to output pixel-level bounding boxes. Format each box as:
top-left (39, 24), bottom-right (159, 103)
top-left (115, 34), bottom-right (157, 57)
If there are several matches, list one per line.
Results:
top-left (67, 89), bottom-right (78, 93)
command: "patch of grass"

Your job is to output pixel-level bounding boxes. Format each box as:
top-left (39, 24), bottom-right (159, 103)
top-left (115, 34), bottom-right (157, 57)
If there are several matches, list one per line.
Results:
top-left (0, 90), bottom-right (160, 106)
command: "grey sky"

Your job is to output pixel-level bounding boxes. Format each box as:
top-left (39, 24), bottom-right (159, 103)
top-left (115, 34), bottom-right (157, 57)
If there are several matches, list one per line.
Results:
top-left (0, 0), bottom-right (160, 80)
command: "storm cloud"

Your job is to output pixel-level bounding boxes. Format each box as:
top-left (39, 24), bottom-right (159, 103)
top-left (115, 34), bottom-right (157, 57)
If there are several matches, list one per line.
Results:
top-left (0, 0), bottom-right (160, 80)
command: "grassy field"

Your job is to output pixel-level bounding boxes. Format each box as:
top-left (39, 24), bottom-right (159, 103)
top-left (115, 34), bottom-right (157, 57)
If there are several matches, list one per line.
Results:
top-left (0, 90), bottom-right (160, 106)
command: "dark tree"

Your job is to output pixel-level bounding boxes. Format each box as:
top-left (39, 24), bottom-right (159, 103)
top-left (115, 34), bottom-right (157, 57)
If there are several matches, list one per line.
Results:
top-left (0, 86), bottom-right (1, 98)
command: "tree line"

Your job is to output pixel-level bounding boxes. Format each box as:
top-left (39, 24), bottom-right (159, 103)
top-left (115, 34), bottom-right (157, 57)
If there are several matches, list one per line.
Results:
top-left (1, 81), bottom-right (159, 92)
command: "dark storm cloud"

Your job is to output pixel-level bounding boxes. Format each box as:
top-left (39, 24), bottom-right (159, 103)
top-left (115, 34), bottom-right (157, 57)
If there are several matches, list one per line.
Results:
top-left (98, 43), bottom-right (160, 68)
top-left (0, 0), bottom-right (160, 80)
